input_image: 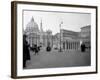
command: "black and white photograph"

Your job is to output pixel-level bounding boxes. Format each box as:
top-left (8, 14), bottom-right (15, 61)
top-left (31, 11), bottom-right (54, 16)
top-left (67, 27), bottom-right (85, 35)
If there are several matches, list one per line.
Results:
top-left (11, 1), bottom-right (97, 78)
top-left (23, 10), bottom-right (91, 69)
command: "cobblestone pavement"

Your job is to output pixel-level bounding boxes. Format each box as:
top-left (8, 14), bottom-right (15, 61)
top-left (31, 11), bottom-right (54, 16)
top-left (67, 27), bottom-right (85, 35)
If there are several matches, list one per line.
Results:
top-left (25, 49), bottom-right (91, 69)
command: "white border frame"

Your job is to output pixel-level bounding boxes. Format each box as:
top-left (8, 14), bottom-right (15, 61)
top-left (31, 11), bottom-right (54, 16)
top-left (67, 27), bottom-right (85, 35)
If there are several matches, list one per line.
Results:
top-left (16, 3), bottom-right (97, 77)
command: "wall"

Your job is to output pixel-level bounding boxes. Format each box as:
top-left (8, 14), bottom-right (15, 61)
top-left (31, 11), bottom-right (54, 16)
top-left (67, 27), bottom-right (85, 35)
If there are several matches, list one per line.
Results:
top-left (0, 0), bottom-right (99, 80)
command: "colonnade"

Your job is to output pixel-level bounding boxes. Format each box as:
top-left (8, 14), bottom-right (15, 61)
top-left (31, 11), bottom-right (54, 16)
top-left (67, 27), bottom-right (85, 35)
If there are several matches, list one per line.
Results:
top-left (62, 40), bottom-right (80, 51)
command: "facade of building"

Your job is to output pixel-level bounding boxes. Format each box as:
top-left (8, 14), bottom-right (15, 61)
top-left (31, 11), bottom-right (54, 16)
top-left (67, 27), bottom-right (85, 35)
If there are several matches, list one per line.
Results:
top-left (24, 17), bottom-right (53, 48)
top-left (53, 25), bottom-right (91, 51)
top-left (61, 29), bottom-right (80, 51)
top-left (80, 25), bottom-right (91, 48)
top-left (24, 17), bottom-right (40, 47)
top-left (53, 29), bottom-right (80, 51)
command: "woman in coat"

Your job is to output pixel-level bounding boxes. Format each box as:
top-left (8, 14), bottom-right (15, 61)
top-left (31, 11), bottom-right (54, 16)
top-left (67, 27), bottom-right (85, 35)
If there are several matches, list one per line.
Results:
top-left (23, 34), bottom-right (30, 68)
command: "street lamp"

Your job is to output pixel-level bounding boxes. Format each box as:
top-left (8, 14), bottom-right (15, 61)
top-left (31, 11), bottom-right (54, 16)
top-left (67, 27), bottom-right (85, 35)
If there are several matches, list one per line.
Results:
top-left (36, 32), bottom-right (38, 46)
top-left (59, 21), bottom-right (63, 52)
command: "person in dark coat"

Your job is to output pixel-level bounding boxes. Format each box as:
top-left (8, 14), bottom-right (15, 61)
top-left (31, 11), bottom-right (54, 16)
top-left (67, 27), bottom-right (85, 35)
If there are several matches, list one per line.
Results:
top-left (81, 42), bottom-right (86, 52)
top-left (34, 44), bottom-right (39, 55)
top-left (23, 34), bottom-right (30, 68)
top-left (46, 42), bottom-right (51, 52)
top-left (30, 44), bottom-right (35, 52)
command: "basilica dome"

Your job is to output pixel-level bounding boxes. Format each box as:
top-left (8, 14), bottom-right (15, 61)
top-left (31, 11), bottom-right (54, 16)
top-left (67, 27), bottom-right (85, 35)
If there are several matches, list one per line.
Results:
top-left (25, 17), bottom-right (39, 34)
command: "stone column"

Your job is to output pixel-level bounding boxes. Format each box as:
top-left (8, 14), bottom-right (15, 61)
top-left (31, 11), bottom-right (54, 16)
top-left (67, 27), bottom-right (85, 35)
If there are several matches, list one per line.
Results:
top-left (73, 42), bottom-right (75, 50)
top-left (70, 42), bottom-right (72, 50)
top-left (65, 42), bottom-right (66, 50)
top-left (67, 41), bottom-right (68, 50)
top-left (72, 42), bottom-right (74, 50)
top-left (69, 42), bottom-right (70, 50)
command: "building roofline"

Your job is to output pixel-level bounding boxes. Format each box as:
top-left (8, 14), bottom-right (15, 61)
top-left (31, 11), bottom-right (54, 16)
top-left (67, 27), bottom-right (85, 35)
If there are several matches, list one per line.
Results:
top-left (81, 25), bottom-right (91, 29)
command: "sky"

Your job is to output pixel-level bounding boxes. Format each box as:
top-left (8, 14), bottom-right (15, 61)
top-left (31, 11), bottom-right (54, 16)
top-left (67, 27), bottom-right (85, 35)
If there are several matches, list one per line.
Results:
top-left (23, 10), bottom-right (91, 35)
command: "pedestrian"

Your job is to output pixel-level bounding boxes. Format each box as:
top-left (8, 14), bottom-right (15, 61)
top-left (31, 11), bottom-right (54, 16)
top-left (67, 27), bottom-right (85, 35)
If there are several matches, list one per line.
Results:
top-left (81, 42), bottom-right (86, 52)
top-left (37, 46), bottom-right (41, 52)
top-left (34, 44), bottom-right (39, 55)
top-left (46, 42), bottom-right (51, 52)
top-left (30, 44), bottom-right (35, 52)
top-left (23, 34), bottom-right (30, 68)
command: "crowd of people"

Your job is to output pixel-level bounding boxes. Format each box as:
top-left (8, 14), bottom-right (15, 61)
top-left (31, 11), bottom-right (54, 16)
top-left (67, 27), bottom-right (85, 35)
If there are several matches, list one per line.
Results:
top-left (30, 44), bottom-right (41, 55)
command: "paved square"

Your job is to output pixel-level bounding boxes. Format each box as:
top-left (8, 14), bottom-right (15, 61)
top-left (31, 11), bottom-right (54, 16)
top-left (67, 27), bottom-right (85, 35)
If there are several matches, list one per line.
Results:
top-left (25, 49), bottom-right (91, 69)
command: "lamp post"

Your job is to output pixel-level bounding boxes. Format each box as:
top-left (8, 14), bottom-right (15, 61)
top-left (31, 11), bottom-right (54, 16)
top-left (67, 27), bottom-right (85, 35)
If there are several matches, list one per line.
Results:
top-left (52, 35), bottom-right (53, 48)
top-left (36, 32), bottom-right (37, 46)
top-left (59, 21), bottom-right (63, 52)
